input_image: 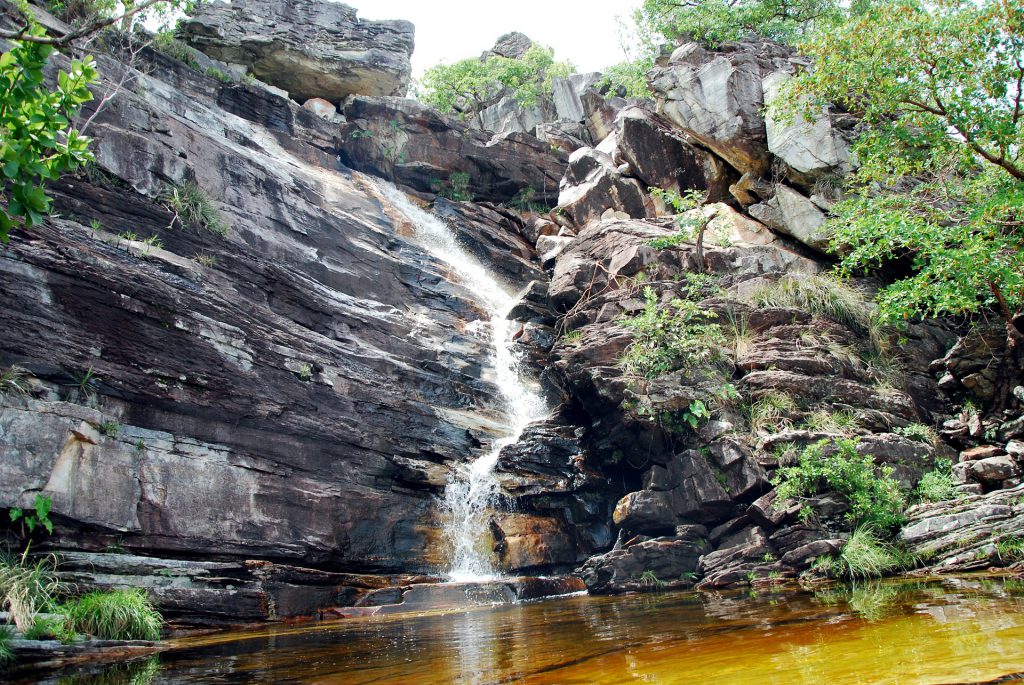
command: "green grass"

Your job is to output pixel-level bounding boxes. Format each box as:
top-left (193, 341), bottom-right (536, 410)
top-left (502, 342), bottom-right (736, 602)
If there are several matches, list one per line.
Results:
top-left (164, 181), bottom-right (229, 236)
top-left (25, 615), bottom-right (77, 643)
top-left (748, 392), bottom-right (798, 435)
top-left (996, 536), bottom-right (1024, 564)
top-left (0, 625), bottom-right (12, 665)
top-left (894, 423), bottom-right (939, 446)
top-left (638, 570), bottom-right (665, 588)
top-left (800, 408), bottom-right (862, 435)
top-left (751, 274), bottom-right (890, 354)
top-left (64, 589), bottom-right (162, 641)
top-left (838, 526), bottom-right (904, 579)
top-left (0, 365), bottom-right (30, 395)
top-left (0, 552), bottom-right (65, 631)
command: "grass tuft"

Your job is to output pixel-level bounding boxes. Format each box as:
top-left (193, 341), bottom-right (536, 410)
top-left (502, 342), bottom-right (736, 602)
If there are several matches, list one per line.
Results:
top-left (164, 181), bottom-right (229, 236)
top-left (0, 552), bottom-right (65, 631)
top-left (64, 588), bottom-right (162, 642)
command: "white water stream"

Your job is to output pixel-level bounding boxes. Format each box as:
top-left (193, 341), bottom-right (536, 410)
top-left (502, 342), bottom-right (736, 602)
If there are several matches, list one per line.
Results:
top-left (374, 181), bottom-right (546, 581)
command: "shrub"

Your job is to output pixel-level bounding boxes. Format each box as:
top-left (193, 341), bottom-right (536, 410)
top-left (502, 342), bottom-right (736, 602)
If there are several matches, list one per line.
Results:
top-left (619, 286), bottom-right (726, 379)
top-left (164, 181), bottom-right (229, 236)
top-left (0, 552), bottom-right (64, 631)
top-left (894, 423), bottom-right (938, 446)
top-left (64, 588), bottom-right (162, 641)
top-left (916, 459), bottom-right (957, 503)
top-left (772, 438), bottom-right (907, 530)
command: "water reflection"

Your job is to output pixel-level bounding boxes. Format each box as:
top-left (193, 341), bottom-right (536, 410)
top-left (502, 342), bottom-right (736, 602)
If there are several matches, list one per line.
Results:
top-left (33, 578), bottom-right (1024, 685)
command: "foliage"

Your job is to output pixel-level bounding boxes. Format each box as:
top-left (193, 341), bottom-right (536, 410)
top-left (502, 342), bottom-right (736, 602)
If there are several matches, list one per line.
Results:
top-left (619, 285), bottom-right (725, 379)
top-left (420, 44), bottom-right (573, 119)
top-left (0, 551), bottom-right (64, 631)
top-left (205, 67), bottom-right (231, 83)
top-left (894, 423), bottom-right (938, 446)
top-left (152, 30), bottom-right (200, 70)
top-left (10, 494), bottom-right (54, 537)
top-left (996, 536), bottom-right (1024, 563)
top-left (99, 420), bottom-right (119, 437)
top-left (775, 0), bottom-right (1024, 328)
top-left (915, 459), bottom-right (957, 503)
top-left (164, 181), bottom-right (229, 235)
top-left (772, 438), bottom-right (907, 530)
top-left (648, 187), bottom-right (704, 249)
top-left (597, 56), bottom-right (654, 98)
top-left (297, 363), bottom-right (312, 382)
top-left (0, 27), bottom-right (97, 241)
top-left (0, 365), bottom-right (30, 395)
top-left (0, 625), bottom-right (11, 664)
top-left (431, 171), bottom-right (473, 202)
top-left (509, 186), bottom-right (549, 213)
top-left (64, 588), bottom-right (162, 641)
top-left (837, 526), bottom-right (905, 579)
top-left (634, 0), bottom-right (843, 48)
top-left (638, 569), bottom-right (665, 587)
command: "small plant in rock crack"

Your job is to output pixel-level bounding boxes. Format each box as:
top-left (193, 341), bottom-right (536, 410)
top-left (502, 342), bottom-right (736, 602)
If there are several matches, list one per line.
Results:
top-left (915, 459), bottom-right (957, 503)
top-left (164, 181), bottom-right (229, 236)
top-left (638, 570), bottom-right (665, 588)
top-left (0, 365), bottom-right (30, 395)
top-left (619, 286), bottom-right (726, 379)
top-left (297, 363), bottom-right (313, 382)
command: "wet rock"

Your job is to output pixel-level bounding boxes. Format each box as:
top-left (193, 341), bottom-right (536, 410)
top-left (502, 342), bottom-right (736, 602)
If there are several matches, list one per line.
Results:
top-left (180, 0), bottom-right (414, 102)
top-left (339, 96), bottom-right (567, 205)
top-left (696, 525), bottom-right (770, 588)
top-left (493, 513), bottom-right (577, 571)
top-left (577, 527), bottom-right (709, 594)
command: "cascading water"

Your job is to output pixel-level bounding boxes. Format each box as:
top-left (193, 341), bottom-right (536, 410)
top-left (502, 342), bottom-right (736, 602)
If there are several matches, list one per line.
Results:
top-left (373, 181), bottom-right (546, 582)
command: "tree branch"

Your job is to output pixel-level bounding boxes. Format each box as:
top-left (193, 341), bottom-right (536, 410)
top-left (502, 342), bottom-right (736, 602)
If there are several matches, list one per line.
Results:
top-left (0, 0), bottom-right (168, 46)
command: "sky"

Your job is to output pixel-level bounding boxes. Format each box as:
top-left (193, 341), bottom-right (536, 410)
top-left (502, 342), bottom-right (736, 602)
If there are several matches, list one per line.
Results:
top-left (350, 0), bottom-right (645, 77)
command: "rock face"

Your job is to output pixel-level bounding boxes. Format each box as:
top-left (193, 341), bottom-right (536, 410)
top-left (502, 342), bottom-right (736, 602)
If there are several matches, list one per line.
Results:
top-left (180, 0), bottom-right (414, 102)
top-left (0, 29), bottom-right (579, 584)
top-left (339, 96), bottom-right (567, 205)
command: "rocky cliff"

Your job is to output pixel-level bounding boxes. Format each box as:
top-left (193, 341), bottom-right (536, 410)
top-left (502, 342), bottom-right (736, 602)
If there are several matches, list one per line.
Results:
top-left (1, 1), bottom-right (1022, 625)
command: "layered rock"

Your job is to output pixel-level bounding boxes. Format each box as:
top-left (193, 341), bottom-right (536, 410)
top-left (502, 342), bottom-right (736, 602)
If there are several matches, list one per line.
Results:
top-left (180, 0), bottom-right (414, 102)
top-left (339, 95), bottom-right (567, 205)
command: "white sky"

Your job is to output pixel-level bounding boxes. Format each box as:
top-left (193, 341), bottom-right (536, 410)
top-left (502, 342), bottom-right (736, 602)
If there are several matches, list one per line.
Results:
top-left (349, 0), bottom-right (644, 77)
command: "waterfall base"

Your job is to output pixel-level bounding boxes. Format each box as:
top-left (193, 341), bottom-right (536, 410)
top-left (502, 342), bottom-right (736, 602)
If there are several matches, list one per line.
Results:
top-left (324, 577), bottom-right (586, 618)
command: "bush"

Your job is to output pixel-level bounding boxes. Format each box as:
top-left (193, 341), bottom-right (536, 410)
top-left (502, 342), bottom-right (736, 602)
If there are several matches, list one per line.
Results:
top-left (772, 438), bottom-right (907, 530)
top-left (164, 181), bottom-right (229, 236)
top-left (64, 588), bottom-right (162, 641)
top-left (837, 526), bottom-right (904, 579)
top-left (894, 423), bottom-right (938, 446)
top-left (748, 392), bottom-right (798, 435)
top-left (619, 285), bottom-right (726, 379)
top-left (752, 275), bottom-right (885, 345)
top-left (0, 552), bottom-right (64, 631)
top-left (916, 459), bottom-right (957, 503)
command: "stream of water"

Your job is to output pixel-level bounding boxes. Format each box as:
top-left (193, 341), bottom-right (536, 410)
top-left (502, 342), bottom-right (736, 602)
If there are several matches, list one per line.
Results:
top-left (32, 577), bottom-right (1024, 684)
top-left (374, 182), bottom-right (546, 581)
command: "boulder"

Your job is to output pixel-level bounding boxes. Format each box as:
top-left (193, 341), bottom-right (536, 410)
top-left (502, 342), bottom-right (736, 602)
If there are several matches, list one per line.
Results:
top-left (614, 105), bottom-right (734, 201)
top-left (649, 42), bottom-right (771, 176)
top-left (301, 97), bottom-right (340, 122)
top-left (581, 90), bottom-right (626, 144)
top-left (180, 0), bottom-right (414, 102)
top-left (967, 456), bottom-right (1020, 486)
top-left (478, 95), bottom-right (555, 135)
top-left (483, 31), bottom-right (533, 60)
top-left (556, 148), bottom-right (659, 227)
top-left (552, 73), bottom-right (602, 122)
top-left (535, 121), bottom-right (590, 154)
top-left (577, 528), bottom-right (709, 594)
top-left (339, 96), bottom-right (567, 205)
top-left (749, 185), bottom-right (829, 251)
top-left (762, 71), bottom-right (853, 183)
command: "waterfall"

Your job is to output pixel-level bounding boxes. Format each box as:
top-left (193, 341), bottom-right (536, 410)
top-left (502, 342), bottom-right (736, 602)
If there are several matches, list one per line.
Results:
top-left (373, 181), bottom-right (546, 582)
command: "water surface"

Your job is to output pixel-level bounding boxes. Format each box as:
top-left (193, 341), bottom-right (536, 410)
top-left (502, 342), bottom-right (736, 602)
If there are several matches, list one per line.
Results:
top-left (40, 576), bottom-right (1024, 685)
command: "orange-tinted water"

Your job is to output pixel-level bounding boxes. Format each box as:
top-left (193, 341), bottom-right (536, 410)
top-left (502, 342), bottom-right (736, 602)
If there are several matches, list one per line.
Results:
top-left (48, 577), bottom-right (1024, 685)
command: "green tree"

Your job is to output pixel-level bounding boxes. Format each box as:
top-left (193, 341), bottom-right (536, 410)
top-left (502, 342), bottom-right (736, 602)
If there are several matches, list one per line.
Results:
top-left (773, 0), bottom-right (1024, 351)
top-left (0, 0), bottom-right (187, 242)
top-left (634, 0), bottom-right (843, 47)
top-left (0, 26), bottom-right (97, 241)
top-left (419, 44), bottom-right (573, 125)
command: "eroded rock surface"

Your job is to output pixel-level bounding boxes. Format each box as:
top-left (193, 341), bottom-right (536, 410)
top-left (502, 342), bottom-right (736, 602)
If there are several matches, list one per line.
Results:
top-left (181, 0), bottom-right (414, 102)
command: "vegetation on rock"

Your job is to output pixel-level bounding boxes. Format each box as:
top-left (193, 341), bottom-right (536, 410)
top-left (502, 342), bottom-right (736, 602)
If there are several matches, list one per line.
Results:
top-left (419, 44), bottom-right (573, 122)
top-left (64, 588), bottom-right (163, 641)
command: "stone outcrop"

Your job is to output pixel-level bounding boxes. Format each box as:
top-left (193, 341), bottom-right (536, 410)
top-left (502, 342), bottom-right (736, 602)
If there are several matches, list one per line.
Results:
top-left (180, 0), bottom-right (414, 102)
top-left (339, 95), bottom-right (567, 205)
top-left (556, 148), bottom-right (660, 227)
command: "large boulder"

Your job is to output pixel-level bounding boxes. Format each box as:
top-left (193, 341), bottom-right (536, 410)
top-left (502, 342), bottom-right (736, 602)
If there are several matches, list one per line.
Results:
top-left (614, 105), bottom-right (734, 201)
top-left (557, 147), bottom-right (659, 227)
top-left (180, 0), bottom-right (414, 102)
top-left (748, 184), bottom-right (829, 251)
top-left (339, 96), bottom-right (567, 205)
